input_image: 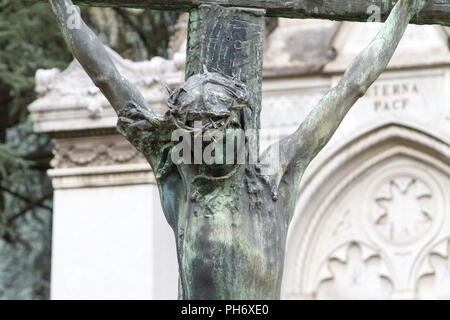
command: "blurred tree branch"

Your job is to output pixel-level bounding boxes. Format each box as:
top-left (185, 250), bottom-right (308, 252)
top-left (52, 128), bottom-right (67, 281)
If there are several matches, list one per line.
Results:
top-left (7, 192), bottom-right (52, 224)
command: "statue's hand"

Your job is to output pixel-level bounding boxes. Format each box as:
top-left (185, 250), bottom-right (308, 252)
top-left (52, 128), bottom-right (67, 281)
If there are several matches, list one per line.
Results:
top-left (117, 101), bottom-right (174, 155)
top-left (118, 102), bottom-right (158, 132)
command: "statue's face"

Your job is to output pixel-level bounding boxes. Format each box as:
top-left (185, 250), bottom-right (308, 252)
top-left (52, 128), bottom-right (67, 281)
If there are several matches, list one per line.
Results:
top-left (168, 72), bottom-right (249, 171)
top-left (168, 72), bottom-right (248, 132)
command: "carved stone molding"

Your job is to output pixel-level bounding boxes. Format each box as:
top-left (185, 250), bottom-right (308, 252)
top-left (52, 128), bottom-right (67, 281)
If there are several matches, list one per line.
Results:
top-left (315, 242), bottom-right (393, 300)
top-left (49, 163), bottom-right (154, 189)
top-left (29, 46), bottom-right (184, 135)
top-left (49, 134), bottom-right (153, 189)
top-left (416, 238), bottom-right (450, 299)
top-left (51, 135), bottom-right (147, 169)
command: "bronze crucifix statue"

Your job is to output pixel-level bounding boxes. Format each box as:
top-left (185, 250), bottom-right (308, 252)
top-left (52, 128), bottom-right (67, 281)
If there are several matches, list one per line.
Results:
top-left (49, 0), bottom-right (444, 299)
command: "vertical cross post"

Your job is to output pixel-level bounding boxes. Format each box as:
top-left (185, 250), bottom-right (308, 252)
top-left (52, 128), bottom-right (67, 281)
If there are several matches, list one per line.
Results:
top-left (186, 4), bottom-right (265, 150)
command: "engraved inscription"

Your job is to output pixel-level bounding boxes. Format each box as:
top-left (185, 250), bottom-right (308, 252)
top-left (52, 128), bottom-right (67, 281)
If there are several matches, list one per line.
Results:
top-left (365, 82), bottom-right (419, 112)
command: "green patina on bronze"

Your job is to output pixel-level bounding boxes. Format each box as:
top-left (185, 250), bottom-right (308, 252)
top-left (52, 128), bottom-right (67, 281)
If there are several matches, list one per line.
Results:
top-left (49, 0), bottom-right (430, 299)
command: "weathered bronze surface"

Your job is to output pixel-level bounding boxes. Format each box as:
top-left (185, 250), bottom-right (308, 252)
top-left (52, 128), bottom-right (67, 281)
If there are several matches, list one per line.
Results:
top-left (52, 0), bottom-right (450, 27)
top-left (49, 0), bottom-right (430, 299)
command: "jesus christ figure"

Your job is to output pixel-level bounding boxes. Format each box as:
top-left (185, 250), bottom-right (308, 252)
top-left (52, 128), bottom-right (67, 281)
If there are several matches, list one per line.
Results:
top-left (49, 0), bottom-right (428, 299)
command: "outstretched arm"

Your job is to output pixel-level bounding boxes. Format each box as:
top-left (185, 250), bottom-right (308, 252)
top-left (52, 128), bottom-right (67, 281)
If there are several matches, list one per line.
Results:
top-left (49, 0), bottom-right (153, 115)
top-left (267, 0), bottom-right (429, 185)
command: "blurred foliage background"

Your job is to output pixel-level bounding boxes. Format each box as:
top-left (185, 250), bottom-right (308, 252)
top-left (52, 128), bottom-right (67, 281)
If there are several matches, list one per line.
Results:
top-left (0, 0), bottom-right (178, 299)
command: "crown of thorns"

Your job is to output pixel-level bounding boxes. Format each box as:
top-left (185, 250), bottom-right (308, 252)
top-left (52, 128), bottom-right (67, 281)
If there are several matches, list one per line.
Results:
top-left (167, 70), bottom-right (249, 132)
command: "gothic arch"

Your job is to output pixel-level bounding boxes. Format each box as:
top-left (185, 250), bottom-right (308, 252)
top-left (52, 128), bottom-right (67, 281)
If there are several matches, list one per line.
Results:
top-left (281, 123), bottom-right (450, 299)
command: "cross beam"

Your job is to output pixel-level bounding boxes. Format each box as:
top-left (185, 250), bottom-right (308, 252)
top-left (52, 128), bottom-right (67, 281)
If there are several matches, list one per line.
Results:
top-left (71, 0), bottom-right (450, 26)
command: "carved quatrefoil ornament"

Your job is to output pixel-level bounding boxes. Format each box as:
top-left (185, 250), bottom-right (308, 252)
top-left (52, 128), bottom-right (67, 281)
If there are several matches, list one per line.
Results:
top-left (364, 169), bottom-right (444, 249)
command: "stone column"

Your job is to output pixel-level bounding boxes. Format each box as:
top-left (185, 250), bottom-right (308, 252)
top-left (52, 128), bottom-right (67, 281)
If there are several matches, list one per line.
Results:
top-left (48, 133), bottom-right (178, 299)
top-left (29, 48), bottom-right (183, 299)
